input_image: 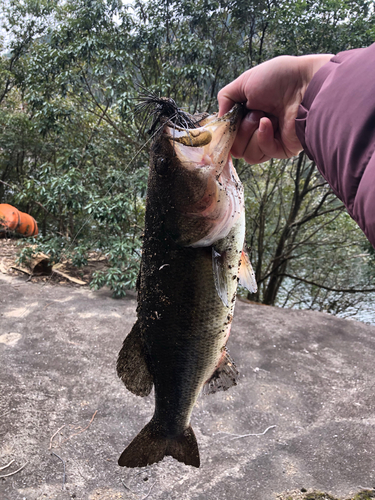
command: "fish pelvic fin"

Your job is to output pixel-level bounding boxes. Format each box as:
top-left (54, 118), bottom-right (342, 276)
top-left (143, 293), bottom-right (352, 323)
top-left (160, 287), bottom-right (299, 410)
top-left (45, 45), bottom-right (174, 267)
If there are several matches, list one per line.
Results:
top-left (212, 247), bottom-right (229, 307)
top-left (239, 249), bottom-right (257, 293)
top-left (118, 419), bottom-right (200, 468)
top-left (117, 321), bottom-right (153, 397)
top-left (203, 349), bottom-right (239, 395)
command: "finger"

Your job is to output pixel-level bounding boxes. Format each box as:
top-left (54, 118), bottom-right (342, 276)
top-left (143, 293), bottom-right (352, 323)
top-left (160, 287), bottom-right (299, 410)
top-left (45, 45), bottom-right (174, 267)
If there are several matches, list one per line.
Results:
top-left (241, 126), bottom-right (271, 165)
top-left (241, 117), bottom-right (285, 164)
top-left (217, 75), bottom-right (248, 117)
top-left (217, 89), bottom-right (237, 117)
top-left (256, 117), bottom-right (291, 159)
top-left (231, 110), bottom-right (265, 159)
top-left (256, 116), bottom-right (303, 159)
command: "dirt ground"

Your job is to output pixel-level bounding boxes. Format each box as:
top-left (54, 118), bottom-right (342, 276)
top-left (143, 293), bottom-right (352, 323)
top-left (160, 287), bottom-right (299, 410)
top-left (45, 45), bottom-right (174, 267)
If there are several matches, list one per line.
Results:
top-left (1, 238), bottom-right (375, 500)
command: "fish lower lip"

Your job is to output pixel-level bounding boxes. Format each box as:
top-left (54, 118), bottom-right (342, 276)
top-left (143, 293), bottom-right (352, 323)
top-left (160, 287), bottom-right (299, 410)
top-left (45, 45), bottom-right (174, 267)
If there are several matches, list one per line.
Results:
top-left (166, 127), bottom-right (213, 147)
top-left (220, 103), bottom-right (245, 123)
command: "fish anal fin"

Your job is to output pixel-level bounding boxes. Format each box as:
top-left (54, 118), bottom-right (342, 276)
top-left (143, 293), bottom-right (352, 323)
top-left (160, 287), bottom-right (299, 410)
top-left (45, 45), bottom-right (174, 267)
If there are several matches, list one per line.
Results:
top-left (203, 349), bottom-right (239, 395)
top-left (212, 247), bottom-right (229, 307)
top-left (118, 420), bottom-right (200, 468)
top-left (117, 321), bottom-right (153, 397)
top-left (239, 250), bottom-right (257, 293)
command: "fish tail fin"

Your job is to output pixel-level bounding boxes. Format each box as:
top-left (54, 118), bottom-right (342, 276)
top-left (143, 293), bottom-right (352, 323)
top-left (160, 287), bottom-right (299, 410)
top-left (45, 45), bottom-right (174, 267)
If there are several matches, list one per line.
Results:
top-left (118, 419), bottom-right (200, 468)
top-left (165, 425), bottom-right (200, 467)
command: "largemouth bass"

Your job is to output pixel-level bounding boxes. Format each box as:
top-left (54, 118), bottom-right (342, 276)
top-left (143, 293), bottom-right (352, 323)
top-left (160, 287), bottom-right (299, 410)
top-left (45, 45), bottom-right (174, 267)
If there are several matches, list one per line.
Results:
top-left (117, 99), bottom-right (257, 468)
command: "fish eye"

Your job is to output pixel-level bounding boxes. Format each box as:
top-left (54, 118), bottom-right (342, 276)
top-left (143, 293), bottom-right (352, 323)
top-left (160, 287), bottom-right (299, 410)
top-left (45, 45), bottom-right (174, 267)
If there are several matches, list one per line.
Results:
top-left (154, 155), bottom-right (170, 175)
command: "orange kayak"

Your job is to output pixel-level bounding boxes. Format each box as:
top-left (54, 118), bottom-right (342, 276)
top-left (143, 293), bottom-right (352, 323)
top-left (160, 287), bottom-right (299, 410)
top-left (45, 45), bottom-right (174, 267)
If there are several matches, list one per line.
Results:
top-left (0, 204), bottom-right (38, 237)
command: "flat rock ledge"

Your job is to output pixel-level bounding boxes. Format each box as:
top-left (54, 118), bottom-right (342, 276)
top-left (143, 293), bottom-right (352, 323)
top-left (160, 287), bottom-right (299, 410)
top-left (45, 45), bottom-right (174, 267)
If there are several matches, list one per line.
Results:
top-left (1, 273), bottom-right (374, 500)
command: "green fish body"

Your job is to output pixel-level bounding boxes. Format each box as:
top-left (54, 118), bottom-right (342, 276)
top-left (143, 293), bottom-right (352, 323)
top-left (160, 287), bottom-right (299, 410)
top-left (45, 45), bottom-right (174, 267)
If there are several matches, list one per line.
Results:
top-left (117, 104), bottom-right (256, 468)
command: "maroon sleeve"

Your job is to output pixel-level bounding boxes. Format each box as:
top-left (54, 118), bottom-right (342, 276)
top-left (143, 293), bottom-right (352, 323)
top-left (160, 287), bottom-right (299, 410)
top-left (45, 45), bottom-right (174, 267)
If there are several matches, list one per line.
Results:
top-left (295, 43), bottom-right (375, 248)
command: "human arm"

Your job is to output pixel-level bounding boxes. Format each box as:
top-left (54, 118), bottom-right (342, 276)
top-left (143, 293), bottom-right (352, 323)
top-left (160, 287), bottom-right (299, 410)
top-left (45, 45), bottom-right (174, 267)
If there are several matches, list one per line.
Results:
top-left (218, 44), bottom-right (375, 248)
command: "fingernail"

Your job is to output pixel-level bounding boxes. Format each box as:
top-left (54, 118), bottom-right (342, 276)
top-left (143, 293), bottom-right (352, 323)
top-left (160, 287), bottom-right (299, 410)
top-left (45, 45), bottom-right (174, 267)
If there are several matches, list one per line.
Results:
top-left (259, 118), bottom-right (266, 133)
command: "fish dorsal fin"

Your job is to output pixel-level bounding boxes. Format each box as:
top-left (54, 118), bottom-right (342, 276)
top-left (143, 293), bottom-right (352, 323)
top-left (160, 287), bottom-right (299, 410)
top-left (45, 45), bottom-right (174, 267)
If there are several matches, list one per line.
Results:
top-left (239, 250), bottom-right (257, 293)
top-left (203, 349), bottom-right (239, 395)
top-left (212, 247), bottom-right (229, 307)
top-left (117, 321), bottom-right (153, 397)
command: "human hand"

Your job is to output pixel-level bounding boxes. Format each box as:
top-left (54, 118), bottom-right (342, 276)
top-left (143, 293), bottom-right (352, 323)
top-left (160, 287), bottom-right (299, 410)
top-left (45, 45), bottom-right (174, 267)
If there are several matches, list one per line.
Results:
top-left (218, 54), bottom-right (333, 164)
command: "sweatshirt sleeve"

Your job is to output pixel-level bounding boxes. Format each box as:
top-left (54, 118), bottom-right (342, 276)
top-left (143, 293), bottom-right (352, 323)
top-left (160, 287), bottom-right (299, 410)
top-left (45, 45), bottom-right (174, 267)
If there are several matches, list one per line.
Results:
top-left (295, 43), bottom-right (375, 248)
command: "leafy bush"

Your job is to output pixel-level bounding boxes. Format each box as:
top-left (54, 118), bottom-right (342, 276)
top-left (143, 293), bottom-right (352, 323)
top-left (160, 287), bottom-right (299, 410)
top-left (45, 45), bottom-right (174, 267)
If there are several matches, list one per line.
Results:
top-left (1, 0), bottom-right (375, 308)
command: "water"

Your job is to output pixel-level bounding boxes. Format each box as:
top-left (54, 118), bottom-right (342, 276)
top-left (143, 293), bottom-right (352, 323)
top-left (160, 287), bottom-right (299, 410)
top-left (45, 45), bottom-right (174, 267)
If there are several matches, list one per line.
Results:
top-left (276, 279), bottom-right (375, 327)
top-left (338, 299), bottom-right (375, 326)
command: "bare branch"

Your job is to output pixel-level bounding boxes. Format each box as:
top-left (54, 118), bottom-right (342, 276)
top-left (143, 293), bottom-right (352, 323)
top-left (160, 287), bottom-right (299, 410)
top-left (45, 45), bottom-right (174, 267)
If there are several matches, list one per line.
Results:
top-left (280, 273), bottom-right (375, 293)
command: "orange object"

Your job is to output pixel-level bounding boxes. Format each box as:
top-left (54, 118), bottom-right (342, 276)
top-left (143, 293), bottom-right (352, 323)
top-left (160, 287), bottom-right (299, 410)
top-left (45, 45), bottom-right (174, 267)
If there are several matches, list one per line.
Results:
top-left (0, 204), bottom-right (38, 237)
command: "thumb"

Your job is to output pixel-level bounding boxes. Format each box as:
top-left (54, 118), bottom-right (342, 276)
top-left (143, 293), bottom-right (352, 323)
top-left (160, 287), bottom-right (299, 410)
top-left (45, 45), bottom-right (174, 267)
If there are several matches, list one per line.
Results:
top-left (218, 75), bottom-right (248, 117)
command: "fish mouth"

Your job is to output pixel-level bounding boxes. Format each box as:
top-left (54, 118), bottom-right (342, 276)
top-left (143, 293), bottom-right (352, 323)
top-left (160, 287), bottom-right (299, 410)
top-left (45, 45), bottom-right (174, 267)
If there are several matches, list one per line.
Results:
top-left (162, 105), bottom-right (245, 247)
top-left (163, 104), bottom-right (243, 172)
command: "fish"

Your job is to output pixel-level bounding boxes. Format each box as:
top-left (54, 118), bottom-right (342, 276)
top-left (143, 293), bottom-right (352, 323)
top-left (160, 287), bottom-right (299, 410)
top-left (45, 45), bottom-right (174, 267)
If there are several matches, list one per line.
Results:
top-left (116, 97), bottom-right (257, 468)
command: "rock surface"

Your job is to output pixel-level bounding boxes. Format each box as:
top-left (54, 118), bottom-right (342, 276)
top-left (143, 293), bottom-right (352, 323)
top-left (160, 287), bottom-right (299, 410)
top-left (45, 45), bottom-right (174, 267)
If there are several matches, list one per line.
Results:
top-left (0, 273), bottom-right (374, 500)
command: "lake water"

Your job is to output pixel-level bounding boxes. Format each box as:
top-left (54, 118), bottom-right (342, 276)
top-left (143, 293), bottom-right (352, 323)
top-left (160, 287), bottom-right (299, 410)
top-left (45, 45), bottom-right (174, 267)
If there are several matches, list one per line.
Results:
top-left (338, 301), bottom-right (375, 326)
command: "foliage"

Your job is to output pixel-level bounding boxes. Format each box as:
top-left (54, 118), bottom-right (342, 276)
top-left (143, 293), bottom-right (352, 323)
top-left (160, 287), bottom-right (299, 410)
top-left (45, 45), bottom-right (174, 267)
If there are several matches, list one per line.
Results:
top-left (269, 0), bottom-right (375, 56)
top-left (242, 154), bottom-right (375, 315)
top-left (0, 0), bottom-right (374, 312)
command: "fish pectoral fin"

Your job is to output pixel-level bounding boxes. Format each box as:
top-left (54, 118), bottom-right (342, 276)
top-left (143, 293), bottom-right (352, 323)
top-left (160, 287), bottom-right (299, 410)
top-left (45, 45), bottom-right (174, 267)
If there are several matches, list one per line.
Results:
top-left (118, 419), bottom-right (200, 468)
top-left (203, 349), bottom-right (239, 395)
top-left (238, 250), bottom-right (257, 293)
top-left (117, 321), bottom-right (153, 397)
top-left (212, 247), bottom-right (229, 307)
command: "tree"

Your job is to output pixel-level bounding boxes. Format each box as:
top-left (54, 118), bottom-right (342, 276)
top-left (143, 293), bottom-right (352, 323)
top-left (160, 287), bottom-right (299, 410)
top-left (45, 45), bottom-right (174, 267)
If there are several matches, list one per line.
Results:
top-left (1, 0), bottom-right (374, 315)
top-left (242, 154), bottom-right (375, 316)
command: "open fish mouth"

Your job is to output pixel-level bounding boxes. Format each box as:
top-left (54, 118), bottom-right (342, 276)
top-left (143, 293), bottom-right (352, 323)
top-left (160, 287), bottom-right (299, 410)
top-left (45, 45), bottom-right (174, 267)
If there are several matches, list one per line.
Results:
top-left (163, 105), bottom-right (243, 171)
top-left (162, 105), bottom-right (244, 248)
